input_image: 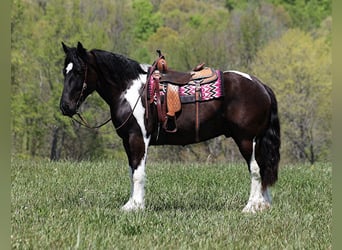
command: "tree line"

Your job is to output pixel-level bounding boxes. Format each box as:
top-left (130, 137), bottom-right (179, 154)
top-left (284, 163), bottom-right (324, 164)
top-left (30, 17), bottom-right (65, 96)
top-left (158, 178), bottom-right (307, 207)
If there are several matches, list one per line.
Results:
top-left (11, 0), bottom-right (331, 164)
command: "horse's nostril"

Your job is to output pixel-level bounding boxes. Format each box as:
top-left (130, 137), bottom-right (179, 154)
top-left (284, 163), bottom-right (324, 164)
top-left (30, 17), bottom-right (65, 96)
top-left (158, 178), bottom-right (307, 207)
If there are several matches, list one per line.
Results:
top-left (60, 102), bottom-right (74, 117)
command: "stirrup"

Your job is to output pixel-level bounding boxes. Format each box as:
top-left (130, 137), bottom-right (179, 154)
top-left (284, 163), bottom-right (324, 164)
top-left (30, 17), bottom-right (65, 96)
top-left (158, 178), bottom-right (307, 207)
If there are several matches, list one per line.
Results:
top-left (163, 115), bottom-right (177, 133)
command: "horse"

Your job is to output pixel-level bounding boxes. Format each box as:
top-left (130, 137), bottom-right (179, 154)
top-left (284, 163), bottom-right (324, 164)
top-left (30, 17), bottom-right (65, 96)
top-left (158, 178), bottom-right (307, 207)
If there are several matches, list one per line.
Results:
top-left (59, 42), bottom-right (280, 213)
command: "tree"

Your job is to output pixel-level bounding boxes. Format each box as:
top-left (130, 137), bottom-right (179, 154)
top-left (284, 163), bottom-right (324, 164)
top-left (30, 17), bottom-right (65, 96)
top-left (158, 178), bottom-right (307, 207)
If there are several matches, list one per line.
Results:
top-left (151, 0), bottom-right (231, 70)
top-left (128, 0), bottom-right (163, 62)
top-left (226, 0), bottom-right (332, 31)
top-left (270, 0), bottom-right (332, 31)
top-left (228, 1), bottom-right (290, 71)
top-left (251, 29), bottom-right (331, 163)
top-left (11, 0), bottom-right (123, 160)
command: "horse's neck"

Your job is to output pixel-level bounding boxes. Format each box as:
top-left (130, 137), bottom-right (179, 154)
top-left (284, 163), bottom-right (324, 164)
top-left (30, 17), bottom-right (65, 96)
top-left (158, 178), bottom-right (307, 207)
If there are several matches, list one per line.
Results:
top-left (96, 83), bottom-right (123, 106)
top-left (90, 51), bottom-right (146, 121)
top-left (92, 68), bottom-right (128, 105)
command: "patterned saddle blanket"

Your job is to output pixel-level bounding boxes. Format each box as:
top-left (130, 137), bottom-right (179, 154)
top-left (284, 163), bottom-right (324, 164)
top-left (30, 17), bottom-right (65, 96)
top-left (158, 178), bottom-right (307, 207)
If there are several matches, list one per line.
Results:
top-left (148, 68), bottom-right (224, 104)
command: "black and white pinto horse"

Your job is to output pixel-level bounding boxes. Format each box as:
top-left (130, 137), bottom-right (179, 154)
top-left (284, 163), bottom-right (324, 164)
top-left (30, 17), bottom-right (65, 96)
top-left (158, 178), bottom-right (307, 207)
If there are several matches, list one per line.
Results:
top-left (60, 42), bottom-right (280, 213)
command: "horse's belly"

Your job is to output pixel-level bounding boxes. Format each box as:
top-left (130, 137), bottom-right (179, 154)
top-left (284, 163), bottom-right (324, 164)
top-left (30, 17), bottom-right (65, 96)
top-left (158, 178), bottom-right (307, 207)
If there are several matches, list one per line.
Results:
top-left (149, 101), bottom-right (225, 146)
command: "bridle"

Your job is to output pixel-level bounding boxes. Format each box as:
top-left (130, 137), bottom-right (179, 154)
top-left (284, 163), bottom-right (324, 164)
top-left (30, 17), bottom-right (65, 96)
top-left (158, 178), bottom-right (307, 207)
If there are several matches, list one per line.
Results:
top-left (70, 62), bottom-right (145, 131)
top-left (71, 64), bottom-right (112, 129)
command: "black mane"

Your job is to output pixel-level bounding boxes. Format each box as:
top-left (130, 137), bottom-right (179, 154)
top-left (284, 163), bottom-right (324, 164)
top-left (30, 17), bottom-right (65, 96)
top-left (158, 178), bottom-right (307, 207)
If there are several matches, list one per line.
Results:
top-left (91, 49), bottom-right (147, 88)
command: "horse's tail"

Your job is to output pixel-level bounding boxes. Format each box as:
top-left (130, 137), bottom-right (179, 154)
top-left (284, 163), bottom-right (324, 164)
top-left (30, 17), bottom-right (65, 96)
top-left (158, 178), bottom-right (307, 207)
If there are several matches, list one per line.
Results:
top-left (257, 84), bottom-right (281, 187)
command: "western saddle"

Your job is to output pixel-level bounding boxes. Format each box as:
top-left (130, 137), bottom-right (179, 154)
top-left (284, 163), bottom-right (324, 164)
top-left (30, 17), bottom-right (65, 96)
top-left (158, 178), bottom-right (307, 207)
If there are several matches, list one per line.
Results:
top-left (146, 50), bottom-right (218, 137)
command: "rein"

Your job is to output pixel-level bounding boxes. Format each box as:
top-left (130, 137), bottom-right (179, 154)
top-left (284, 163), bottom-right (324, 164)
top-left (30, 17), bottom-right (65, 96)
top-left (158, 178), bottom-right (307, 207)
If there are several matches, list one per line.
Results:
top-left (115, 83), bottom-right (146, 131)
top-left (71, 63), bottom-right (146, 131)
top-left (71, 113), bottom-right (112, 129)
top-left (71, 64), bottom-right (112, 129)
top-left (144, 50), bottom-right (165, 120)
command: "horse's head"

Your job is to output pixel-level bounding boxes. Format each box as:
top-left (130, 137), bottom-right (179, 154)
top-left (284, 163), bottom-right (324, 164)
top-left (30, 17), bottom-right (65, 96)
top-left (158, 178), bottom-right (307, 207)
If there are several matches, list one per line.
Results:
top-left (60, 42), bottom-right (94, 117)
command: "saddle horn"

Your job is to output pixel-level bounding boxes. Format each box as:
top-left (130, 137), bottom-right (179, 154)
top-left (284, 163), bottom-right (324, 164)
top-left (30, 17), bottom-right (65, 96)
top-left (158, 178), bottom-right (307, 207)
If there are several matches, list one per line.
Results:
top-left (156, 49), bottom-right (168, 73)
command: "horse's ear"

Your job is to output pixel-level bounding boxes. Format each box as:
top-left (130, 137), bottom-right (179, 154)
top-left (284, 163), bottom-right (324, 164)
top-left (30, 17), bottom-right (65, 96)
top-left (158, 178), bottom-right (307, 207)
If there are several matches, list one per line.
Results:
top-left (76, 41), bottom-right (88, 62)
top-left (61, 42), bottom-right (69, 54)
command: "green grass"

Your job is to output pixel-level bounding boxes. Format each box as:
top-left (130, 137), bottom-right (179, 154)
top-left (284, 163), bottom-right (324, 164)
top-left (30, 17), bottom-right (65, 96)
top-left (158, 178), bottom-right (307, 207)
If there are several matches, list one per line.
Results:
top-left (11, 158), bottom-right (331, 249)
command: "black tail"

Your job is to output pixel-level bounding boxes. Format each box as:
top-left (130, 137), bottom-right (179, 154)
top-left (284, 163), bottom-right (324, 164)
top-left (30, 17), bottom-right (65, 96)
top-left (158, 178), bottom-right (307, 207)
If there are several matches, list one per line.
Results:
top-left (257, 84), bottom-right (281, 187)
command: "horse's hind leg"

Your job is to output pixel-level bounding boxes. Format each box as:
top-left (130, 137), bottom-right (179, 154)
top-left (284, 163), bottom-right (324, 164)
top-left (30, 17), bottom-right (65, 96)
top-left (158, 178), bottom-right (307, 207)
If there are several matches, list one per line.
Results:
top-left (236, 137), bottom-right (271, 213)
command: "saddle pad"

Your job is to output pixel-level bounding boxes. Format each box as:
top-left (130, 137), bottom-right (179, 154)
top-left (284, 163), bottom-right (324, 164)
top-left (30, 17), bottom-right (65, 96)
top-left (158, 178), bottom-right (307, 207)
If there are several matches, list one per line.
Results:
top-left (179, 70), bottom-right (224, 103)
top-left (148, 70), bottom-right (224, 104)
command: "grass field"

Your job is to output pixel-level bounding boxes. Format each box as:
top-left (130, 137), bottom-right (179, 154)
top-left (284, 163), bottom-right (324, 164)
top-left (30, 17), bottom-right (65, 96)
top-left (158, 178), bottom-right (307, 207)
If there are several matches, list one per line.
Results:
top-left (11, 158), bottom-right (331, 249)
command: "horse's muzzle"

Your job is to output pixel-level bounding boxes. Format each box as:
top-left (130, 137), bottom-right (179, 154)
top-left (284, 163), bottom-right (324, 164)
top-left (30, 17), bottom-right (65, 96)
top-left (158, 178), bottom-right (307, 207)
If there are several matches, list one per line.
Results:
top-left (60, 101), bottom-right (76, 117)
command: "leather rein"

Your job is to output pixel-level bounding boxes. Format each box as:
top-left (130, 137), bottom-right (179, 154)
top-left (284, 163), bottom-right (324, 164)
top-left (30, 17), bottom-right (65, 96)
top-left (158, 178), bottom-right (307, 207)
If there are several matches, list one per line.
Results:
top-left (70, 63), bottom-right (145, 131)
top-left (70, 64), bottom-right (112, 129)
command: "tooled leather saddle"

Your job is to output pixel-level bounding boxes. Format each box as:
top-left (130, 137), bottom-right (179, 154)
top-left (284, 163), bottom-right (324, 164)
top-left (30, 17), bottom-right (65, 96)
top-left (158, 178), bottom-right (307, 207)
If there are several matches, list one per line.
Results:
top-left (145, 50), bottom-right (224, 137)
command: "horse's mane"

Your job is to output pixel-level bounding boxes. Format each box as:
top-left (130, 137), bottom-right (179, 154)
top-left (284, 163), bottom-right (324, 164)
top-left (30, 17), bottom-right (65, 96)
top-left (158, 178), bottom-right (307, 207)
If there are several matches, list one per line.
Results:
top-left (91, 49), bottom-right (147, 87)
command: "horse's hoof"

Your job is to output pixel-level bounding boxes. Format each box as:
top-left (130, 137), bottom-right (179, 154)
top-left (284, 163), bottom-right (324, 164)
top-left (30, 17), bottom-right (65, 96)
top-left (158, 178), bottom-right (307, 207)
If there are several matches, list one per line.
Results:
top-left (121, 200), bottom-right (145, 212)
top-left (242, 201), bottom-right (271, 213)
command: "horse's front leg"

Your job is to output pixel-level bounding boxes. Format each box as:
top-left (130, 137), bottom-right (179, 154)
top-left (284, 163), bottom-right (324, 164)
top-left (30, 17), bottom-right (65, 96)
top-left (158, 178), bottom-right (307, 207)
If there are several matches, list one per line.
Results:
top-left (121, 133), bottom-right (150, 211)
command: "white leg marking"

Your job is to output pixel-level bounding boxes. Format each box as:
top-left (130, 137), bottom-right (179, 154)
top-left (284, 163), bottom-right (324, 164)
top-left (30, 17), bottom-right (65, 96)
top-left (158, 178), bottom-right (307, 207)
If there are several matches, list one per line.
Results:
top-left (121, 75), bottom-right (150, 211)
top-left (121, 155), bottom-right (147, 211)
top-left (242, 138), bottom-right (271, 213)
top-left (225, 70), bottom-right (253, 81)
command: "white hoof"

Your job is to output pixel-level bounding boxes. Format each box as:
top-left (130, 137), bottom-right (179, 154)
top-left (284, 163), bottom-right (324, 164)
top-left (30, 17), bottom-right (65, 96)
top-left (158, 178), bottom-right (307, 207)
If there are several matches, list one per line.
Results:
top-left (121, 199), bottom-right (144, 212)
top-left (242, 200), bottom-right (271, 213)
